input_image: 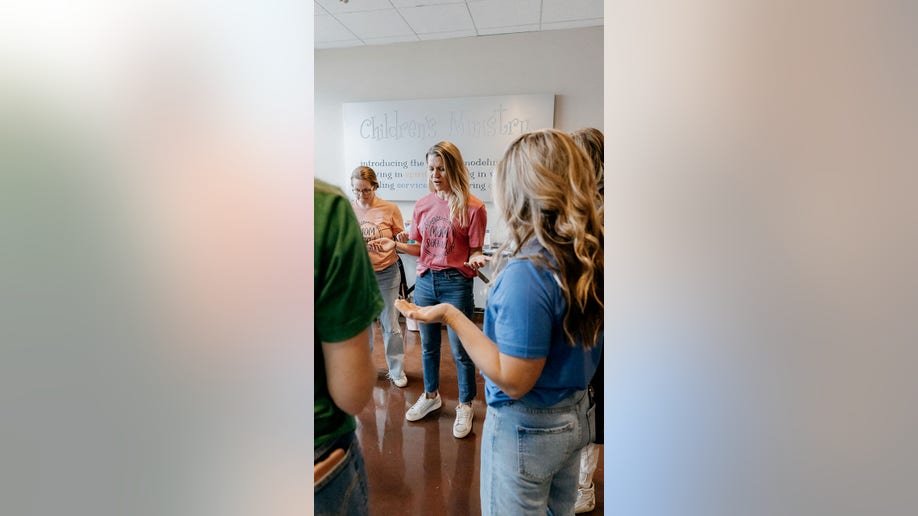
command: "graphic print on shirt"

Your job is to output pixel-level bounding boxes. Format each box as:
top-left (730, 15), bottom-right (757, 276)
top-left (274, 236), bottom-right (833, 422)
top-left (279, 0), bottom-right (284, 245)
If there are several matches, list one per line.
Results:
top-left (422, 215), bottom-right (454, 259)
top-left (359, 220), bottom-right (380, 243)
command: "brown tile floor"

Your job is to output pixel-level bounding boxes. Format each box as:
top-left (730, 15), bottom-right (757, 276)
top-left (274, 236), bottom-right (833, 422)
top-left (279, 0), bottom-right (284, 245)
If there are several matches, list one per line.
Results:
top-left (356, 319), bottom-right (604, 515)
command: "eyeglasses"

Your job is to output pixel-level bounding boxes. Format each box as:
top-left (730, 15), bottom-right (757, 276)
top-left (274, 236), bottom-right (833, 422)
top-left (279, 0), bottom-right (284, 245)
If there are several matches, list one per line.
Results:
top-left (352, 188), bottom-right (374, 194)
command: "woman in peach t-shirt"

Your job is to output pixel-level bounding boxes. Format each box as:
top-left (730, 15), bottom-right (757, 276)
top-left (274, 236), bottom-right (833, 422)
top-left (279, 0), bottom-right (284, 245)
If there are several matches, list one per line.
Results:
top-left (349, 166), bottom-right (407, 387)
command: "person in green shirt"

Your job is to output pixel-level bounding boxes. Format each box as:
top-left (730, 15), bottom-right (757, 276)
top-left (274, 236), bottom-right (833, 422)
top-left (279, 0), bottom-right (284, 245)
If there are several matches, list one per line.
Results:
top-left (314, 179), bottom-right (383, 516)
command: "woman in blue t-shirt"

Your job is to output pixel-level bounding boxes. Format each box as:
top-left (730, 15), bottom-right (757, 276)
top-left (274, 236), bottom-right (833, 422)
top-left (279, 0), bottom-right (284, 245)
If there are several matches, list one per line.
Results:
top-left (396, 129), bottom-right (604, 515)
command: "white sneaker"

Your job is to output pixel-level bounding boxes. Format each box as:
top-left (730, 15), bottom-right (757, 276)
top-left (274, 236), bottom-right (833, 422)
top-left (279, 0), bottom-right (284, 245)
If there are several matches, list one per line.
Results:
top-left (389, 371), bottom-right (408, 388)
top-left (574, 482), bottom-right (595, 513)
top-left (405, 393), bottom-right (441, 421)
top-left (453, 402), bottom-right (474, 438)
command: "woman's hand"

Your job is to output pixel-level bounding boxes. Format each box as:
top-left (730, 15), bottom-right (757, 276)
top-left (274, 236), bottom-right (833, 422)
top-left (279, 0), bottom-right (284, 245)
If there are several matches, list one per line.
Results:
top-left (464, 254), bottom-right (491, 270)
top-left (367, 237), bottom-right (395, 253)
top-left (395, 299), bottom-right (455, 325)
top-left (394, 231), bottom-right (409, 243)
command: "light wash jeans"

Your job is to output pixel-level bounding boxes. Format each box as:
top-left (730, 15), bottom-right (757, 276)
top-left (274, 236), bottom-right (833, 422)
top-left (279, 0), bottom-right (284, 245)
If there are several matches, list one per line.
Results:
top-left (480, 390), bottom-right (595, 516)
top-left (413, 269), bottom-right (477, 403)
top-left (370, 262), bottom-right (404, 378)
top-left (314, 432), bottom-right (369, 516)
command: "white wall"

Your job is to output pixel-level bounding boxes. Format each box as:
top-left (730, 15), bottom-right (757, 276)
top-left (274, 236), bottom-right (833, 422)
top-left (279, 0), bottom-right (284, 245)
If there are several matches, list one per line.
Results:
top-left (315, 27), bottom-right (602, 307)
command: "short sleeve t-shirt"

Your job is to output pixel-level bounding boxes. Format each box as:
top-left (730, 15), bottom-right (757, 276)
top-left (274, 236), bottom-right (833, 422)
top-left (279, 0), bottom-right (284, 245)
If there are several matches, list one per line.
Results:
top-left (314, 180), bottom-right (383, 449)
top-left (409, 193), bottom-right (486, 279)
top-left (482, 242), bottom-right (603, 407)
top-left (350, 196), bottom-right (404, 271)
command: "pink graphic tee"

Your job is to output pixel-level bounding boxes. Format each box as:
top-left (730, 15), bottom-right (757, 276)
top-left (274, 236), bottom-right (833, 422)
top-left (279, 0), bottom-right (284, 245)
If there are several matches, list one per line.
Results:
top-left (409, 193), bottom-right (487, 279)
top-left (351, 197), bottom-right (404, 271)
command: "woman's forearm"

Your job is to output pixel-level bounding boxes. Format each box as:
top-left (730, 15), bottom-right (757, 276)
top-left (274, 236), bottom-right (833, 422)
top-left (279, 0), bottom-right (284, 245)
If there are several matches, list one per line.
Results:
top-left (441, 305), bottom-right (543, 398)
top-left (395, 241), bottom-right (420, 256)
top-left (442, 305), bottom-right (499, 375)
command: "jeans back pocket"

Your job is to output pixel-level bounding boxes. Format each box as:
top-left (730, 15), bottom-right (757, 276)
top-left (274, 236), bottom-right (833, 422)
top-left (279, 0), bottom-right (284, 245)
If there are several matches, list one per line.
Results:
top-left (516, 421), bottom-right (576, 482)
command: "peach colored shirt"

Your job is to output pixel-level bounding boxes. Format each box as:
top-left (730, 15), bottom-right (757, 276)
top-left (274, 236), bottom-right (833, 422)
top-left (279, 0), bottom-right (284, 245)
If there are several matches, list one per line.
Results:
top-left (351, 196), bottom-right (404, 271)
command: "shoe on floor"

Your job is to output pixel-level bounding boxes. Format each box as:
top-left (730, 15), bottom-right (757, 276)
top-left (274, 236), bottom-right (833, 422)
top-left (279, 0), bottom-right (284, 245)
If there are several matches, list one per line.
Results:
top-left (574, 482), bottom-right (595, 513)
top-left (405, 392), bottom-right (441, 421)
top-left (453, 402), bottom-right (474, 438)
top-left (389, 371), bottom-right (407, 388)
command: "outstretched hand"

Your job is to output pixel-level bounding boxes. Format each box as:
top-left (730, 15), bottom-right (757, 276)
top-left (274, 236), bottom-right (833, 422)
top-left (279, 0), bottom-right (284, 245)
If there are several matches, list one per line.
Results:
top-left (394, 231), bottom-right (410, 243)
top-left (394, 299), bottom-right (454, 324)
top-left (367, 237), bottom-right (396, 253)
top-left (464, 254), bottom-right (490, 270)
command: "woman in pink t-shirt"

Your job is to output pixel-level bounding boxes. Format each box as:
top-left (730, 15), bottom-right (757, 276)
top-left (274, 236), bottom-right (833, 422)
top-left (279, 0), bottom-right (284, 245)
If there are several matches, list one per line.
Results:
top-left (369, 141), bottom-right (488, 439)
top-left (350, 166), bottom-right (408, 387)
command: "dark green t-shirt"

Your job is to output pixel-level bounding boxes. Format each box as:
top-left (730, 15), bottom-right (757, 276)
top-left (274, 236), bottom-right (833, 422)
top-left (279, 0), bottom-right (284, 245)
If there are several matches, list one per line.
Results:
top-left (314, 179), bottom-right (383, 449)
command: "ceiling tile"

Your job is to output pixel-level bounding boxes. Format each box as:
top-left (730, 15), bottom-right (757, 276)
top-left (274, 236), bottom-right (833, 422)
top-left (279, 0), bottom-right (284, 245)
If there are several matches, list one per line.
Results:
top-left (398, 4), bottom-right (475, 35)
top-left (316, 39), bottom-right (365, 50)
top-left (315, 14), bottom-right (358, 43)
top-left (541, 18), bottom-right (603, 31)
top-left (315, 0), bottom-right (606, 48)
top-left (468, 0), bottom-right (540, 29)
top-left (542, 0), bottom-right (603, 24)
top-left (390, 0), bottom-right (465, 7)
top-left (477, 24), bottom-right (540, 36)
top-left (315, 0), bottom-right (394, 14)
top-left (362, 35), bottom-right (423, 46)
top-left (336, 9), bottom-right (416, 39)
top-left (417, 29), bottom-right (478, 41)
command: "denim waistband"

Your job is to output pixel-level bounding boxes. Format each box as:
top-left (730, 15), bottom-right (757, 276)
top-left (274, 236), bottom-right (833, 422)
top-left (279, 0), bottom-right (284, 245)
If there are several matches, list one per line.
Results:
top-left (493, 389), bottom-right (589, 414)
top-left (420, 268), bottom-right (472, 280)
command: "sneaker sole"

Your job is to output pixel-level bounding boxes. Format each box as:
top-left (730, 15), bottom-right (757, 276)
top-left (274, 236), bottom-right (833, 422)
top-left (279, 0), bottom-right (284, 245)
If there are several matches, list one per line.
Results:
top-left (453, 426), bottom-right (472, 438)
top-left (405, 400), bottom-right (441, 422)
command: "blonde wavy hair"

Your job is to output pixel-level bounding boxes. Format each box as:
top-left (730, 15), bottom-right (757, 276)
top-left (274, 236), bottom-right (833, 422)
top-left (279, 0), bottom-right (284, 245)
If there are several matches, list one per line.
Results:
top-left (493, 129), bottom-right (604, 347)
top-left (426, 141), bottom-right (471, 227)
top-left (570, 127), bottom-right (604, 200)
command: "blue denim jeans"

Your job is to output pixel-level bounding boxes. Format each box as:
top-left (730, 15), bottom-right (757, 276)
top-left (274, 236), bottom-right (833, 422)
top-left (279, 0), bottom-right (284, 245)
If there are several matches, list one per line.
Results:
top-left (370, 262), bottom-right (404, 378)
top-left (314, 432), bottom-right (369, 516)
top-left (413, 269), bottom-right (477, 403)
top-left (480, 390), bottom-right (595, 516)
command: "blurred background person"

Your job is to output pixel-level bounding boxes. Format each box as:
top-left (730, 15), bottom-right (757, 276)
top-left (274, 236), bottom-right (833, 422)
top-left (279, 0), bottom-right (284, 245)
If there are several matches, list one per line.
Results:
top-left (315, 178), bottom-right (382, 516)
top-left (570, 126), bottom-right (605, 513)
top-left (571, 127), bottom-right (605, 201)
top-left (349, 166), bottom-right (408, 388)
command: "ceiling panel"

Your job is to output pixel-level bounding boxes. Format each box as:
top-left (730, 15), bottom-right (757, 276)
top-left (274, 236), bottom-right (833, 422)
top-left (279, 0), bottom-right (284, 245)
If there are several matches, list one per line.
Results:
top-left (315, 15), bottom-right (359, 43)
top-left (542, 18), bottom-right (603, 31)
top-left (315, 0), bottom-right (395, 14)
top-left (417, 29), bottom-right (478, 41)
top-left (314, 0), bottom-right (604, 49)
top-left (336, 9), bottom-right (415, 39)
top-left (477, 24), bottom-right (540, 36)
top-left (363, 35), bottom-right (422, 46)
top-left (390, 0), bottom-right (465, 6)
top-left (541, 0), bottom-right (603, 24)
top-left (468, 0), bottom-right (541, 29)
top-left (399, 3), bottom-right (475, 35)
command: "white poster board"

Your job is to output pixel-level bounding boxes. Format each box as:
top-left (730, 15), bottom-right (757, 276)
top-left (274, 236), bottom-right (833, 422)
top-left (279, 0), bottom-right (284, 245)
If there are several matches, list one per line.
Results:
top-left (342, 94), bottom-right (555, 202)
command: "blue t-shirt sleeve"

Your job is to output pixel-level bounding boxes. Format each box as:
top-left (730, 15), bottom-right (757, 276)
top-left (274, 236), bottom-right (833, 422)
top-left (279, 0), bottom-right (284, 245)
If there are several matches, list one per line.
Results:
top-left (489, 260), bottom-right (555, 359)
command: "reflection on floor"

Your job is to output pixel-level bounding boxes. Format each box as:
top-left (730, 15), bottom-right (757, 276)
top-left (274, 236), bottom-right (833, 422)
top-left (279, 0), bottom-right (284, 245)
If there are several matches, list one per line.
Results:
top-left (356, 319), bottom-right (604, 515)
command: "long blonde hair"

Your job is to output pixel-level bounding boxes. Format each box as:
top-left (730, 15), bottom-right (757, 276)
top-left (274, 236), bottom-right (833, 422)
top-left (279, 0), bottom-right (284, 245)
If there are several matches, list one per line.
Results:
top-left (493, 129), bottom-right (604, 347)
top-left (426, 141), bottom-right (471, 227)
top-left (570, 127), bottom-right (604, 200)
